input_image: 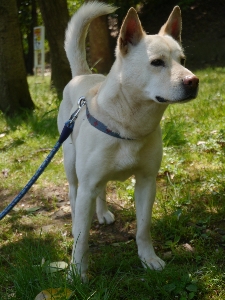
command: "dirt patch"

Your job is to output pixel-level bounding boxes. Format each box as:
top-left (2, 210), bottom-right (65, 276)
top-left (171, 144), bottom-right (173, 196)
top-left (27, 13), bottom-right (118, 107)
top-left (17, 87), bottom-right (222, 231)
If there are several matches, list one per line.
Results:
top-left (1, 182), bottom-right (225, 250)
top-left (0, 184), bottom-right (136, 246)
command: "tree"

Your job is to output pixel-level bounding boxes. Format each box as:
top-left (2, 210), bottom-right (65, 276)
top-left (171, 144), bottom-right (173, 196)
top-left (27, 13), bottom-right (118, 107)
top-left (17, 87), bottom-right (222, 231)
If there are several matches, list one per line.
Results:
top-left (0, 0), bottom-right (34, 115)
top-left (86, 0), bottom-right (142, 74)
top-left (109, 0), bottom-right (141, 28)
top-left (88, 14), bottom-right (114, 74)
top-left (85, 0), bottom-right (114, 74)
top-left (37, 0), bottom-right (71, 98)
top-left (17, 0), bottom-right (38, 75)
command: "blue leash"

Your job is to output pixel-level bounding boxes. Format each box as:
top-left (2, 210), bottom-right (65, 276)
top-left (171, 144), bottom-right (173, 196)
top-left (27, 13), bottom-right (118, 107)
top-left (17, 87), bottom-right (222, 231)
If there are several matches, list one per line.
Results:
top-left (0, 97), bottom-right (86, 221)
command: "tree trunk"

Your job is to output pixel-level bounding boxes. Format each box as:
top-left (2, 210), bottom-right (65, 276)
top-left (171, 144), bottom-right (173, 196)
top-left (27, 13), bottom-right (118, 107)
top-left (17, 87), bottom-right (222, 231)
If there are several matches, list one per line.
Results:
top-left (25, 0), bottom-right (37, 75)
top-left (0, 0), bottom-right (34, 115)
top-left (38, 0), bottom-right (71, 98)
top-left (88, 14), bottom-right (115, 74)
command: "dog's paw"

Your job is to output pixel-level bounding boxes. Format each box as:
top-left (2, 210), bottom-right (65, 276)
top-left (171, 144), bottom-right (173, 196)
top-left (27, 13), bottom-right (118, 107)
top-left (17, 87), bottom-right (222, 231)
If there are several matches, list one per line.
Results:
top-left (141, 256), bottom-right (165, 271)
top-left (97, 210), bottom-right (115, 225)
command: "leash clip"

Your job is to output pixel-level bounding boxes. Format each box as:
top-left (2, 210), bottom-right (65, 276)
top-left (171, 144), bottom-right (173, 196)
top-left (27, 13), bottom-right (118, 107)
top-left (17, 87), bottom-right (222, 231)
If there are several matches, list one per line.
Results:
top-left (69, 96), bottom-right (86, 125)
top-left (78, 96), bottom-right (86, 108)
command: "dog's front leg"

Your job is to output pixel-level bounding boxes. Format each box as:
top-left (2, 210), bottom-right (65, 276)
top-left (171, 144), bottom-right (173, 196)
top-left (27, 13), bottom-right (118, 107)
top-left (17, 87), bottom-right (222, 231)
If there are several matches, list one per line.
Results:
top-left (135, 175), bottom-right (165, 270)
top-left (70, 185), bottom-right (96, 280)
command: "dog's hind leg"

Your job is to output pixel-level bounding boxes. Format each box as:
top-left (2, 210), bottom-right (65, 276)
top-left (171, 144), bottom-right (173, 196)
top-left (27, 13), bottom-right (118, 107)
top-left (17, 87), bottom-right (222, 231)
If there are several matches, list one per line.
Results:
top-left (96, 188), bottom-right (115, 224)
top-left (135, 174), bottom-right (165, 271)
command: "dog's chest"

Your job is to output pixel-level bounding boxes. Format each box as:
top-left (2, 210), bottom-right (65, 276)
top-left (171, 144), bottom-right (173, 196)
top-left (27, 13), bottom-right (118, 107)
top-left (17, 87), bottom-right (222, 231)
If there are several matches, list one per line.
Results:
top-left (75, 120), bottom-right (162, 183)
top-left (115, 143), bottom-right (140, 168)
top-left (101, 141), bottom-right (145, 180)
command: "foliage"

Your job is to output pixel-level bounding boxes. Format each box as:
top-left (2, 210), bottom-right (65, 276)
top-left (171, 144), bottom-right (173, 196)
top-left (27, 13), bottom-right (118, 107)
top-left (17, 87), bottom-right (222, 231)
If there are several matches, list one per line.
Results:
top-left (67, 0), bottom-right (84, 15)
top-left (177, 0), bottom-right (195, 9)
top-left (17, 0), bottom-right (32, 51)
top-left (109, 0), bottom-right (141, 19)
top-left (17, 0), bottom-right (40, 54)
top-left (140, 0), bottom-right (196, 9)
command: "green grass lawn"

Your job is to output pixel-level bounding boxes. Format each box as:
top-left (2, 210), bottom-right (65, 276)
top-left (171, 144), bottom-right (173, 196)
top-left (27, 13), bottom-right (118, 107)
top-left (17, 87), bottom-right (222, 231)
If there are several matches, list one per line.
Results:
top-left (0, 68), bottom-right (225, 299)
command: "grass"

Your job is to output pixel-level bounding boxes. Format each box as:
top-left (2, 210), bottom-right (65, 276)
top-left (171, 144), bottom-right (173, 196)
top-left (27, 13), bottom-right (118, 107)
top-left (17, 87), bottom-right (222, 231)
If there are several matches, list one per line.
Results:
top-left (0, 68), bottom-right (225, 299)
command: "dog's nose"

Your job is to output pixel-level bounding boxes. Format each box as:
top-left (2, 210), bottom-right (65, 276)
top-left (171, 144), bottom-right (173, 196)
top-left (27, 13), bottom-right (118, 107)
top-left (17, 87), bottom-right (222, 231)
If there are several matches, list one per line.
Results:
top-left (183, 75), bottom-right (199, 88)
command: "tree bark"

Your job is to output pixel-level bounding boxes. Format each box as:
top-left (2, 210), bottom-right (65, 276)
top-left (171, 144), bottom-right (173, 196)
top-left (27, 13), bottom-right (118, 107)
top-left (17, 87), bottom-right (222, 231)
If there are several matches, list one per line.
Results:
top-left (0, 0), bottom-right (34, 115)
top-left (38, 0), bottom-right (71, 98)
top-left (25, 0), bottom-right (37, 75)
top-left (88, 14), bottom-right (115, 74)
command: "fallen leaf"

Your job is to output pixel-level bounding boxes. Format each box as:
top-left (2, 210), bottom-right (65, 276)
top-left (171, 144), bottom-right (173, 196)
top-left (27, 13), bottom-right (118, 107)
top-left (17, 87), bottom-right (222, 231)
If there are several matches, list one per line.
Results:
top-left (210, 130), bottom-right (217, 134)
top-left (2, 169), bottom-right (9, 177)
top-left (124, 240), bottom-right (133, 244)
top-left (46, 261), bottom-right (68, 273)
top-left (26, 206), bottom-right (41, 213)
top-left (182, 243), bottom-right (195, 252)
top-left (34, 288), bottom-right (73, 300)
top-left (163, 251), bottom-right (172, 259)
top-left (111, 243), bottom-right (120, 247)
top-left (12, 207), bottom-right (20, 212)
top-left (186, 284), bottom-right (198, 292)
top-left (197, 141), bottom-right (206, 146)
top-left (61, 206), bottom-right (71, 213)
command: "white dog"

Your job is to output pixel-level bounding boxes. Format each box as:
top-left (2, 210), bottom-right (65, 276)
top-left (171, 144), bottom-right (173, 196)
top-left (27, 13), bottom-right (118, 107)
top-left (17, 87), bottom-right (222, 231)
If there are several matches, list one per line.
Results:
top-left (58, 1), bottom-right (199, 279)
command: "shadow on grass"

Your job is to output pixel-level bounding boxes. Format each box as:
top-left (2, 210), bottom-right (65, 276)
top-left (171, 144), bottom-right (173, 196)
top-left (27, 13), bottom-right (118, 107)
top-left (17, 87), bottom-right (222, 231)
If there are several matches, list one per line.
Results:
top-left (0, 233), bottom-right (71, 299)
top-left (162, 119), bottom-right (188, 147)
top-left (2, 107), bottom-right (59, 139)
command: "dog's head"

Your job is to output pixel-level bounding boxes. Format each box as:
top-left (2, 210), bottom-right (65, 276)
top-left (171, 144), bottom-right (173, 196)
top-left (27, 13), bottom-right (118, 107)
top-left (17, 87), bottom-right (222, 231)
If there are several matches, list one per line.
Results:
top-left (115, 6), bottom-right (199, 104)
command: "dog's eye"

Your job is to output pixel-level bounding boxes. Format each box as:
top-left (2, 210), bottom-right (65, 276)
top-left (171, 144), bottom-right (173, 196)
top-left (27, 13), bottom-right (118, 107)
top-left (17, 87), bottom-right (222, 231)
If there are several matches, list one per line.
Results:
top-left (180, 57), bottom-right (186, 66)
top-left (151, 59), bottom-right (165, 67)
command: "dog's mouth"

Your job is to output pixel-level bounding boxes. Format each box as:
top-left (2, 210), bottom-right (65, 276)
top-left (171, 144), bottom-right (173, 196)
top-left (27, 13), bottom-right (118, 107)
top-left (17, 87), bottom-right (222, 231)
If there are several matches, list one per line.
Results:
top-left (156, 76), bottom-right (199, 104)
top-left (156, 90), bottom-right (199, 104)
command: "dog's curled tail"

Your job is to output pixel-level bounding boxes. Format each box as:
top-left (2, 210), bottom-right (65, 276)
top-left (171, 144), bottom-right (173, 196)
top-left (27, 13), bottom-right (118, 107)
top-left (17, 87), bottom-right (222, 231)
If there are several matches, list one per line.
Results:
top-left (65, 1), bottom-right (117, 78)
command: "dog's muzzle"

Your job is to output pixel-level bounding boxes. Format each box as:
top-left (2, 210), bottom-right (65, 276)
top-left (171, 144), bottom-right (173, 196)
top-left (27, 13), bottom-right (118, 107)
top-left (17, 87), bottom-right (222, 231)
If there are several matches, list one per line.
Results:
top-left (156, 75), bottom-right (199, 103)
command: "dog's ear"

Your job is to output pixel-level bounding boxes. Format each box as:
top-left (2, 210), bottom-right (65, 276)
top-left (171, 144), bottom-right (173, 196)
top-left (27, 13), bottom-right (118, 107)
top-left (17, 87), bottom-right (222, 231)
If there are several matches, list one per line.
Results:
top-left (158, 6), bottom-right (182, 43)
top-left (118, 7), bottom-right (145, 55)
